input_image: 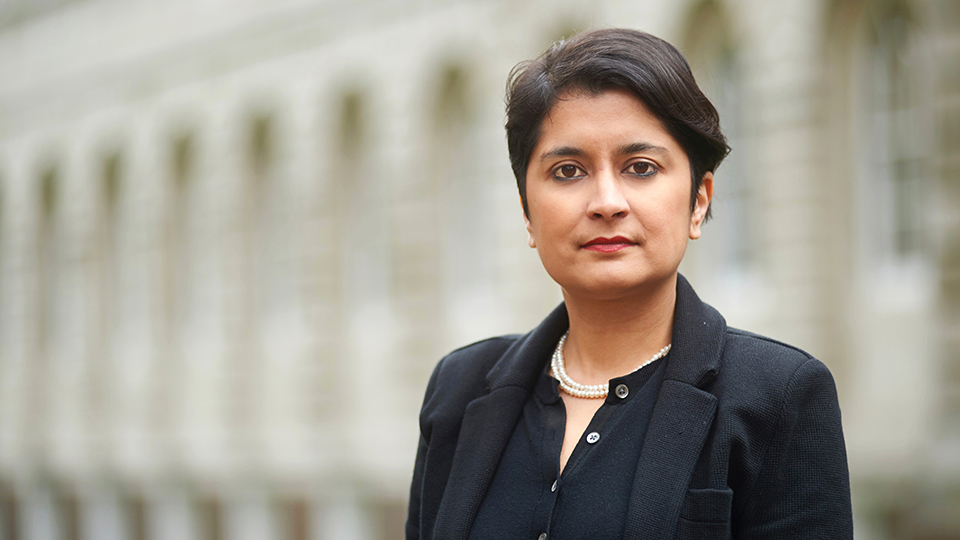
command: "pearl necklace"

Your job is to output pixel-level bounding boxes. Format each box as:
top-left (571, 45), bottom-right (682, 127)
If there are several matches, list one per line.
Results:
top-left (550, 331), bottom-right (671, 399)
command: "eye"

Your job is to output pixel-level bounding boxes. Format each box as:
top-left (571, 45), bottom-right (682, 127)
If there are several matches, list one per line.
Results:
top-left (552, 164), bottom-right (586, 180)
top-left (625, 161), bottom-right (658, 177)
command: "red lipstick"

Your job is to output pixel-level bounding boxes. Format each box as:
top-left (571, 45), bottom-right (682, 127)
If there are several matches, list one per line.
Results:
top-left (583, 236), bottom-right (634, 253)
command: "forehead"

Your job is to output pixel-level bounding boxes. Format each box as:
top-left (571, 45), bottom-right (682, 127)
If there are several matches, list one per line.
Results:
top-left (536, 87), bottom-right (678, 149)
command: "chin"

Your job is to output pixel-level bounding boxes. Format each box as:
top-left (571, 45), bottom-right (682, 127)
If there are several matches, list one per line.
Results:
top-left (563, 268), bottom-right (679, 300)
top-left (563, 274), bottom-right (654, 300)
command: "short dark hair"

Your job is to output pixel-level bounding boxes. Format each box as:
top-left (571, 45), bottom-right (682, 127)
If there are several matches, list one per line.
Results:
top-left (505, 28), bottom-right (730, 218)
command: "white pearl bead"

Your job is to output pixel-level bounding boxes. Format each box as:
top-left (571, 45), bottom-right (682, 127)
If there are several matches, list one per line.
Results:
top-left (551, 331), bottom-right (670, 399)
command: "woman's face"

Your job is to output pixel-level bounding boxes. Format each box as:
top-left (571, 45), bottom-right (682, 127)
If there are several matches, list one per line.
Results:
top-left (523, 87), bottom-right (712, 300)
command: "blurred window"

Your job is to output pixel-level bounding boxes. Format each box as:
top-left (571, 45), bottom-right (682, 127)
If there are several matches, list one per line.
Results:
top-left (99, 152), bottom-right (122, 352)
top-left (166, 134), bottom-right (194, 342)
top-left (247, 114), bottom-right (273, 319)
top-left (330, 90), bottom-right (363, 292)
top-left (1, 488), bottom-right (19, 540)
top-left (278, 498), bottom-right (309, 540)
top-left (197, 496), bottom-right (222, 540)
top-left (682, 0), bottom-right (754, 275)
top-left (373, 498), bottom-right (406, 540)
top-left (431, 65), bottom-right (494, 340)
top-left (38, 166), bottom-right (58, 358)
top-left (126, 493), bottom-right (146, 540)
top-left (0, 179), bottom-right (3, 351)
top-left (334, 92), bottom-right (390, 309)
top-left (244, 111), bottom-right (305, 374)
top-left (855, 6), bottom-right (932, 270)
top-left (56, 491), bottom-right (79, 540)
top-left (315, 92), bottom-right (365, 416)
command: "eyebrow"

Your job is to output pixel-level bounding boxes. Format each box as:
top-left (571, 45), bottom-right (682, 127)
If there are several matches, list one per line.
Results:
top-left (539, 146), bottom-right (585, 161)
top-left (538, 142), bottom-right (670, 162)
top-left (617, 142), bottom-right (669, 156)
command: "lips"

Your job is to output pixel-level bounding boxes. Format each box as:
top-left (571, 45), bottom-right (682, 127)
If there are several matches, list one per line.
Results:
top-left (582, 236), bottom-right (635, 253)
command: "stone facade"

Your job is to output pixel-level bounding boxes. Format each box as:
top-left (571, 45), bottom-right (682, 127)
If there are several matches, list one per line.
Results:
top-left (0, 0), bottom-right (957, 539)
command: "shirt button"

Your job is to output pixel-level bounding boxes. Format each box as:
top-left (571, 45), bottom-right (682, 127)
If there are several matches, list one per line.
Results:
top-left (538, 534), bottom-right (547, 540)
top-left (615, 384), bottom-right (629, 399)
top-left (551, 480), bottom-right (558, 492)
top-left (586, 431), bottom-right (600, 444)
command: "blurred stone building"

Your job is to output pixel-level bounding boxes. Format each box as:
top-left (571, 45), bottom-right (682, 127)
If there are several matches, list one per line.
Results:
top-left (0, 0), bottom-right (957, 538)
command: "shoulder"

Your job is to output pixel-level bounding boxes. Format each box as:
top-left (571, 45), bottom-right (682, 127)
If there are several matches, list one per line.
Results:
top-left (720, 327), bottom-right (829, 382)
top-left (714, 332), bottom-right (851, 533)
top-left (713, 327), bottom-right (839, 426)
top-left (431, 335), bottom-right (521, 391)
top-left (418, 335), bottom-right (521, 430)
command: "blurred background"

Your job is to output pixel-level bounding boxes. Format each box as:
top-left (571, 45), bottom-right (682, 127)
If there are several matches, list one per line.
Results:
top-left (0, 0), bottom-right (957, 538)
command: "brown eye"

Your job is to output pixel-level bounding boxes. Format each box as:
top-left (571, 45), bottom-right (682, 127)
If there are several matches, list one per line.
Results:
top-left (629, 162), bottom-right (658, 176)
top-left (553, 165), bottom-right (587, 180)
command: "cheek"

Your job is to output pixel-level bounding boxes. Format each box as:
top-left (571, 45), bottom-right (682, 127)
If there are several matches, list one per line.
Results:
top-left (640, 183), bottom-right (686, 219)
top-left (529, 196), bottom-right (575, 237)
top-left (643, 190), bottom-right (694, 246)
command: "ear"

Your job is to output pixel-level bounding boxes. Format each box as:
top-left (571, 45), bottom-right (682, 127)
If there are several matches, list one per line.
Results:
top-left (689, 172), bottom-right (713, 240)
top-left (522, 195), bottom-right (536, 248)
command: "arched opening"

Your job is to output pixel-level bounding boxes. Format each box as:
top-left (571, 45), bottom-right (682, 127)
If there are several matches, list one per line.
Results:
top-left (83, 149), bottom-right (124, 431)
top-left (333, 91), bottom-right (390, 312)
top-left (38, 165), bottom-right (58, 359)
top-left (246, 114), bottom-right (274, 323)
top-left (680, 0), bottom-right (755, 282)
top-left (164, 133), bottom-right (194, 345)
top-left (231, 111), bottom-right (282, 430)
top-left (852, 4), bottom-right (932, 273)
top-left (26, 163), bottom-right (63, 538)
top-left (429, 64), bottom-right (495, 345)
top-left (154, 131), bottom-right (197, 444)
top-left (98, 151), bottom-right (122, 355)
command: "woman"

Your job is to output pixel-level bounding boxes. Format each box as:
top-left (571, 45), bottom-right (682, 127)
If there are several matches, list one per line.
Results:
top-left (406, 28), bottom-right (852, 540)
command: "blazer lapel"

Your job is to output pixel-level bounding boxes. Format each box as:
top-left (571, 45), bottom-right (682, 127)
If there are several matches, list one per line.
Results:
top-left (431, 304), bottom-right (569, 540)
top-left (623, 275), bottom-right (726, 539)
top-left (623, 381), bottom-right (718, 539)
top-left (431, 387), bottom-right (530, 540)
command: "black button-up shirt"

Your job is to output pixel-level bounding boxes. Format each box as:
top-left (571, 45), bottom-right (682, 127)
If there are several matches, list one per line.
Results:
top-left (469, 354), bottom-right (668, 540)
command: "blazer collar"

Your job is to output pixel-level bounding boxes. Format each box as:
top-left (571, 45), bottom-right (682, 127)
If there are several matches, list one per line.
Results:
top-left (484, 301), bottom-right (568, 391)
top-left (663, 273), bottom-right (725, 387)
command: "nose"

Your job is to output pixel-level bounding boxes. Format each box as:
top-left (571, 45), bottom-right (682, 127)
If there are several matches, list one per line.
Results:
top-left (587, 169), bottom-right (629, 220)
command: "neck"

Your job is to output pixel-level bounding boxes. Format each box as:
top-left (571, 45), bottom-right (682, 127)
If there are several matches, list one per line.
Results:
top-left (560, 274), bottom-right (677, 385)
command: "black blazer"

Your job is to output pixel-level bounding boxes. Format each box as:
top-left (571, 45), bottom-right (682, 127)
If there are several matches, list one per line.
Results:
top-left (406, 275), bottom-right (852, 540)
